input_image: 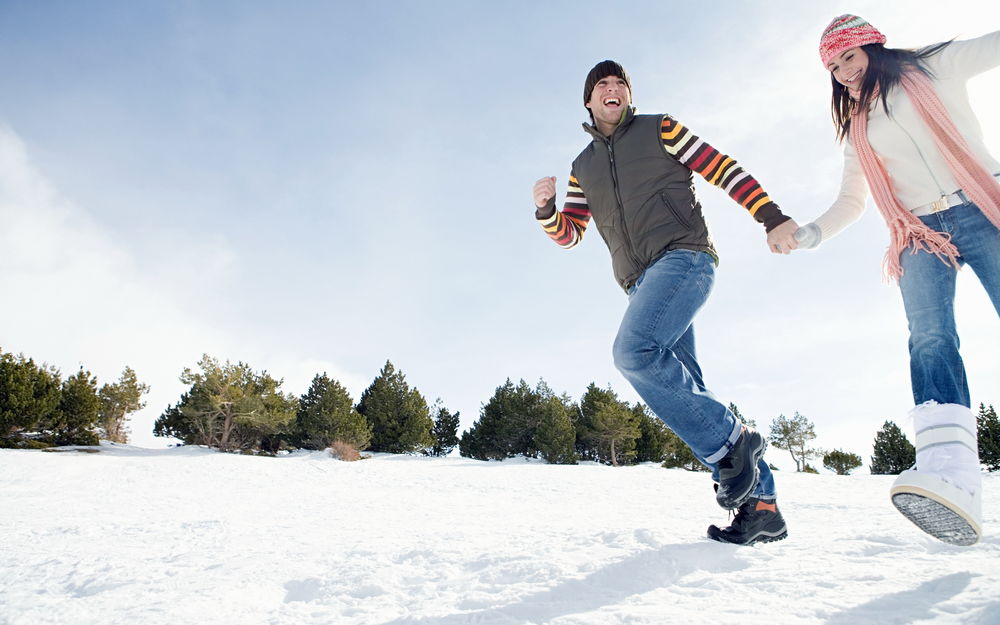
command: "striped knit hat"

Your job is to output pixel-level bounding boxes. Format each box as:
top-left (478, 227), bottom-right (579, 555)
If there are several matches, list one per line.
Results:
top-left (584, 60), bottom-right (631, 106)
top-left (819, 14), bottom-right (887, 66)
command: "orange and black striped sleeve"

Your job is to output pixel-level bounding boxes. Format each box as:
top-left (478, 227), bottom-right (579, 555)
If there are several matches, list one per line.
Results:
top-left (660, 115), bottom-right (789, 232)
top-left (536, 172), bottom-right (590, 249)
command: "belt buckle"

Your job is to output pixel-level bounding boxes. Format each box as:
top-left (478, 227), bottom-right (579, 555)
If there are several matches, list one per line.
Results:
top-left (930, 196), bottom-right (949, 213)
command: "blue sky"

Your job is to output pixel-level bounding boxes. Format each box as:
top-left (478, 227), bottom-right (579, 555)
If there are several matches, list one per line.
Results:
top-left (1, 1), bottom-right (998, 464)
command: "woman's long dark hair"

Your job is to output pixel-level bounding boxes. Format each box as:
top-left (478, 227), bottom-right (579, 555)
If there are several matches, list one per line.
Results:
top-left (831, 41), bottom-right (953, 142)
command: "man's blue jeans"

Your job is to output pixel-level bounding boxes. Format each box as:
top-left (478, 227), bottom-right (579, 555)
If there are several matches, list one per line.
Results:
top-left (613, 249), bottom-right (776, 500)
top-left (900, 202), bottom-right (1000, 407)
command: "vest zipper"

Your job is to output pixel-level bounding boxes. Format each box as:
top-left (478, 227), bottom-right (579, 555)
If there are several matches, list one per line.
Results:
top-left (606, 136), bottom-right (644, 279)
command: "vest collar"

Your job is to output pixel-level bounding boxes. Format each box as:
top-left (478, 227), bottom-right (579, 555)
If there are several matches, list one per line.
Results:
top-left (582, 106), bottom-right (637, 142)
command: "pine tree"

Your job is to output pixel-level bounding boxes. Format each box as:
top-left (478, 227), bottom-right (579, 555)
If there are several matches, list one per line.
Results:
top-left (660, 426), bottom-right (709, 471)
top-left (296, 373), bottom-right (371, 451)
top-left (457, 425), bottom-right (484, 460)
top-left (460, 379), bottom-right (537, 460)
top-left (249, 369), bottom-right (300, 452)
top-left (460, 379), bottom-right (517, 461)
top-left (153, 355), bottom-right (297, 452)
top-left (512, 379), bottom-right (552, 457)
top-left (633, 404), bottom-right (670, 463)
top-left (173, 356), bottom-right (258, 449)
top-left (356, 361), bottom-right (433, 454)
top-left (50, 368), bottom-right (101, 446)
top-left (590, 398), bottom-right (640, 466)
top-left (976, 403), bottom-right (1000, 472)
top-left (823, 449), bottom-right (863, 475)
top-left (459, 378), bottom-right (567, 461)
top-left (870, 420), bottom-right (916, 475)
top-left (458, 378), bottom-right (527, 460)
top-left (577, 383), bottom-right (641, 465)
top-left (769, 412), bottom-right (819, 472)
top-left (152, 400), bottom-right (187, 442)
top-left (534, 394), bottom-right (578, 464)
top-left (575, 383), bottom-right (608, 461)
top-left (429, 402), bottom-right (460, 457)
top-left (0, 351), bottom-right (62, 447)
top-left (98, 366), bottom-right (149, 444)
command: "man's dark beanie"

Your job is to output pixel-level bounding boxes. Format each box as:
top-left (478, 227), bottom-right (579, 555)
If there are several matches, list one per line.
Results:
top-left (583, 60), bottom-right (631, 106)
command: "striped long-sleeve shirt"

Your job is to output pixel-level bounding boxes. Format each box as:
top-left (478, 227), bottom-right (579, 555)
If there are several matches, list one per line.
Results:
top-left (538, 115), bottom-right (788, 250)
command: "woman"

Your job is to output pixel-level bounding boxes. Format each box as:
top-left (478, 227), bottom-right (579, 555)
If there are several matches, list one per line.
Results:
top-left (796, 15), bottom-right (1000, 546)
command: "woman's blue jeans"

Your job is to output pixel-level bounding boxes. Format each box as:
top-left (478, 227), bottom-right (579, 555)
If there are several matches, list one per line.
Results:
top-left (899, 202), bottom-right (1000, 407)
top-left (613, 249), bottom-right (776, 500)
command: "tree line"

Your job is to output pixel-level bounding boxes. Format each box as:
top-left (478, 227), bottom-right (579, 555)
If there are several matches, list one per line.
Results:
top-left (152, 356), bottom-right (460, 457)
top-left (3, 347), bottom-right (999, 475)
top-left (0, 348), bottom-right (148, 448)
top-left (458, 379), bottom-right (710, 469)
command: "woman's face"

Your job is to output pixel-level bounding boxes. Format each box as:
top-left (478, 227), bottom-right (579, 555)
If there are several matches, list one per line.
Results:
top-left (826, 47), bottom-right (870, 90)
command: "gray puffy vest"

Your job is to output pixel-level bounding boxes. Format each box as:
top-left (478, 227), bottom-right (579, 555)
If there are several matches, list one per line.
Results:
top-left (573, 110), bottom-right (715, 291)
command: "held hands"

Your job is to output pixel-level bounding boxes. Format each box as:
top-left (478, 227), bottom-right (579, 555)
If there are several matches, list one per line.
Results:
top-left (533, 176), bottom-right (556, 209)
top-left (767, 219), bottom-right (800, 255)
top-left (767, 221), bottom-right (822, 254)
top-left (793, 223), bottom-right (822, 250)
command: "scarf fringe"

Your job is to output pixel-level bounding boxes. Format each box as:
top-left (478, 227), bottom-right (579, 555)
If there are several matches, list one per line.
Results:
top-left (881, 217), bottom-right (960, 282)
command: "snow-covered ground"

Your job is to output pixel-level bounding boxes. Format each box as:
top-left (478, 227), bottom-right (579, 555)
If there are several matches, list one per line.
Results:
top-left (1, 445), bottom-right (998, 625)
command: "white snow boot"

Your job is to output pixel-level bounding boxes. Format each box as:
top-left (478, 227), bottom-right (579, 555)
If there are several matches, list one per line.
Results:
top-left (890, 401), bottom-right (983, 546)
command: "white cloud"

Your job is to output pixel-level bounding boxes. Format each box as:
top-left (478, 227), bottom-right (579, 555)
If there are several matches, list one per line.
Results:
top-left (0, 127), bottom-right (263, 444)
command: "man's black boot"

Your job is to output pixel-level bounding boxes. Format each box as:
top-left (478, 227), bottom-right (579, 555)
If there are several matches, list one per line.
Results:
top-left (715, 427), bottom-right (765, 509)
top-left (708, 497), bottom-right (788, 545)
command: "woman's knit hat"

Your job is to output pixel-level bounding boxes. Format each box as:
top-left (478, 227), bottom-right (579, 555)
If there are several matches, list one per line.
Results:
top-left (583, 60), bottom-right (631, 106)
top-left (819, 14), bottom-right (887, 67)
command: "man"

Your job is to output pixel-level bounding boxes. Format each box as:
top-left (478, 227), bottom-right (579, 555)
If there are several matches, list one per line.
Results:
top-left (533, 60), bottom-right (799, 545)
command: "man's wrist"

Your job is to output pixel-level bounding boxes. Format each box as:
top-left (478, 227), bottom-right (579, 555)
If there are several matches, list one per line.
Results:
top-left (535, 197), bottom-right (556, 220)
top-left (762, 212), bottom-right (791, 233)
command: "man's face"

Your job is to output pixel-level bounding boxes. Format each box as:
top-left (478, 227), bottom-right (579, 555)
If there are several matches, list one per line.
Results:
top-left (586, 75), bottom-right (631, 127)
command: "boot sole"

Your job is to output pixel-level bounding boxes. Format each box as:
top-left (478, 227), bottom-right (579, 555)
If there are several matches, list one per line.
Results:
top-left (891, 490), bottom-right (980, 546)
top-left (707, 524), bottom-right (788, 546)
top-left (716, 435), bottom-right (766, 510)
top-left (890, 470), bottom-right (981, 546)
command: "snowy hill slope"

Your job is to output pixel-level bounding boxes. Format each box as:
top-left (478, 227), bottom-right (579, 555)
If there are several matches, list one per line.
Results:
top-left (1, 446), bottom-right (998, 625)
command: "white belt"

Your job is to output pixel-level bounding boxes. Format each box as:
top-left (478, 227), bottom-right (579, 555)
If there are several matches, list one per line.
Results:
top-left (911, 172), bottom-right (1000, 217)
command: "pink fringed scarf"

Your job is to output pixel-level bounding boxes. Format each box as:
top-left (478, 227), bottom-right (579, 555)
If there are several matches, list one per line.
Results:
top-left (850, 69), bottom-right (1000, 281)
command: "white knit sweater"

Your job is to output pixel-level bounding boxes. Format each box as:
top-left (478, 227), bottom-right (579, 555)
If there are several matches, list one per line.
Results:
top-left (814, 29), bottom-right (1000, 242)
